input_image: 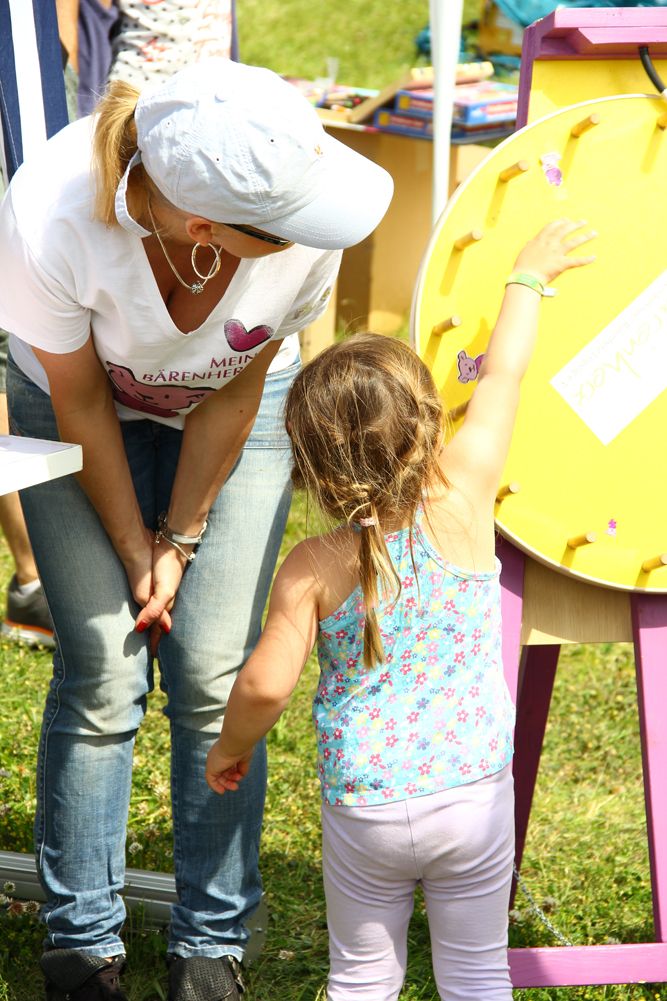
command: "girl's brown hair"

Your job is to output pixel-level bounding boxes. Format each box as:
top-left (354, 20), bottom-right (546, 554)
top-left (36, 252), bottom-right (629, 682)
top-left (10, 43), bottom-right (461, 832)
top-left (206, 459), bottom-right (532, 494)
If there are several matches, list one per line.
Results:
top-left (92, 80), bottom-right (144, 226)
top-left (285, 333), bottom-right (448, 669)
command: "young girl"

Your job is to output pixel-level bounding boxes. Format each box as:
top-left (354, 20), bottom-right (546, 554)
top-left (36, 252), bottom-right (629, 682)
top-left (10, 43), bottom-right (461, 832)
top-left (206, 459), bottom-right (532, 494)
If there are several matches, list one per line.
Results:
top-left (205, 219), bottom-right (595, 1000)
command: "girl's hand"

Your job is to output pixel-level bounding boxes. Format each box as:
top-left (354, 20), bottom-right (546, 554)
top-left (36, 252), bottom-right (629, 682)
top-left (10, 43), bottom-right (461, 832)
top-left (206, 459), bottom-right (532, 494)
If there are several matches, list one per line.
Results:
top-left (513, 219), bottom-right (596, 286)
top-left (205, 740), bottom-right (254, 795)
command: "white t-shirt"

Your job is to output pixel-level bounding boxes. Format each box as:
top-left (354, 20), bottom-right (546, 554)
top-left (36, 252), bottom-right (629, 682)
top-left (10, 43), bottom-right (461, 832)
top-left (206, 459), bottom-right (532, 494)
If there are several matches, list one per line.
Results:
top-left (109, 0), bottom-right (234, 88)
top-left (0, 117), bottom-right (340, 430)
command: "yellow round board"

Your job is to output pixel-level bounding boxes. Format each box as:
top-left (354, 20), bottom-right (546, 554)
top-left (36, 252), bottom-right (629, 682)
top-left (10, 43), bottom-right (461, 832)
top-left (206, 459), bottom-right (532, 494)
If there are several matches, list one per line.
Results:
top-left (413, 94), bottom-right (667, 592)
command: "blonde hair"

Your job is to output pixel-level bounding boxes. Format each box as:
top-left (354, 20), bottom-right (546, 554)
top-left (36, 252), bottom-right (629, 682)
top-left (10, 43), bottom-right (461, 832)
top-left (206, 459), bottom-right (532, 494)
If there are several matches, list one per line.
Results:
top-left (92, 80), bottom-right (144, 226)
top-left (285, 333), bottom-right (448, 669)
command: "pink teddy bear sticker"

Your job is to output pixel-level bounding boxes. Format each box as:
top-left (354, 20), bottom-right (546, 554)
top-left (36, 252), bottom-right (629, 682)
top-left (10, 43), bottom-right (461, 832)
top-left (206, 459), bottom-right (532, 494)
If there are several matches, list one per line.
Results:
top-left (456, 350), bottom-right (484, 384)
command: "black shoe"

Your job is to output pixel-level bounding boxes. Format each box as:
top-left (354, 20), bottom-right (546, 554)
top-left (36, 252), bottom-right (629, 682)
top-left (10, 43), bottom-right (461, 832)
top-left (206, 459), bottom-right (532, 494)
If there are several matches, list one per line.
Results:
top-left (167, 955), bottom-right (244, 1001)
top-left (40, 951), bottom-right (127, 1000)
top-left (2, 573), bottom-right (55, 648)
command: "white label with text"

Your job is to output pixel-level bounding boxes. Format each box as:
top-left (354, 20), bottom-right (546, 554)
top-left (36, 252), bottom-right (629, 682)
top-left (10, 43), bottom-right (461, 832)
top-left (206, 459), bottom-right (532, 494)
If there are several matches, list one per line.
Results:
top-left (550, 272), bottom-right (667, 444)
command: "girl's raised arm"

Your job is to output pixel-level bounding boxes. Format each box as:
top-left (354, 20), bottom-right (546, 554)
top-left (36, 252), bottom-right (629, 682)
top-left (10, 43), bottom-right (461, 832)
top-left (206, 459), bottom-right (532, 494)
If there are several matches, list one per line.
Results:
top-left (444, 219), bottom-right (596, 499)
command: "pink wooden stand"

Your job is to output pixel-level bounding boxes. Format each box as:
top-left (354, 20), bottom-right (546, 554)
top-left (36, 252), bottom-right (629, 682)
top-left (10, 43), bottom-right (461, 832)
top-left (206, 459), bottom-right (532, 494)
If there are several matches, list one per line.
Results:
top-left (499, 539), bottom-right (667, 987)
top-left (517, 7), bottom-right (667, 128)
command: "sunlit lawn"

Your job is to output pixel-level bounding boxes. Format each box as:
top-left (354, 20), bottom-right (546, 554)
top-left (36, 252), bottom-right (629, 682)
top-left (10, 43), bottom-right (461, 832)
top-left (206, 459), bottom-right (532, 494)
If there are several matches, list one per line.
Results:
top-left (0, 493), bottom-right (663, 1000)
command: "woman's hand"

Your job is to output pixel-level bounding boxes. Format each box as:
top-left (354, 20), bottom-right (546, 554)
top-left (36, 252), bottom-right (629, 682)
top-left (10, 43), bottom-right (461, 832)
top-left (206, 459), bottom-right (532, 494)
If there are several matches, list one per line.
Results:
top-left (118, 525), bottom-right (167, 620)
top-left (132, 536), bottom-right (194, 651)
top-left (205, 740), bottom-right (254, 795)
top-left (513, 218), bottom-right (596, 286)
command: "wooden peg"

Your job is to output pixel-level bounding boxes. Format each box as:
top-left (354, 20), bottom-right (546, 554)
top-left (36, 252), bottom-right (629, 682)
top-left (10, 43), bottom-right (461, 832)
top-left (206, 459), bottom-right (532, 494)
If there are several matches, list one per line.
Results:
top-left (570, 113), bottom-right (600, 138)
top-left (454, 229), bottom-right (483, 251)
top-left (431, 315), bottom-right (462, 336)
top-left (642, 554), bottom-right (667, 573)
top-left (447, 401), bottom-right (469, 422)
top-left (567, 531), bottom-right (597, 550)
top-left (496, 482), bottom-right (520, 501)
top-left (499, 160), bottom-right (530, 182)
top-left (657, 112), bottom-right (667, 130)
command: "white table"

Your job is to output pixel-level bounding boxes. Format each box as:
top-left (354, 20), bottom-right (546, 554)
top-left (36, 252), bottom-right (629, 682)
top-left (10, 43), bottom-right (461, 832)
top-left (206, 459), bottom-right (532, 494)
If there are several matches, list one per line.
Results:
top-left (0, 433), bottom-right (82, 495)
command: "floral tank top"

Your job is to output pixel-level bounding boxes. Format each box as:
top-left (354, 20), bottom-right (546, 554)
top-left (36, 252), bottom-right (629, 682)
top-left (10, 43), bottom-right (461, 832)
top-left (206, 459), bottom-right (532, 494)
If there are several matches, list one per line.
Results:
top-left (313, 519), bottom-right (515, 807)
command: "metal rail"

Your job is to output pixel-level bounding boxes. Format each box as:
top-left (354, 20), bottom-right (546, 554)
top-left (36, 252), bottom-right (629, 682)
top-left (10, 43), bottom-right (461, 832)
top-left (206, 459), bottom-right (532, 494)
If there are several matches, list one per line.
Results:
top-left (0, 850), bottom-right (268, 961)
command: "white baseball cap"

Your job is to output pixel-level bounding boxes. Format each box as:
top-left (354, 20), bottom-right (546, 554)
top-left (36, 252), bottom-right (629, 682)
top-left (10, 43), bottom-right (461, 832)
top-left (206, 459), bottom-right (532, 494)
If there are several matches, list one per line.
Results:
top-left (114, 58), bottom-right (394, 250)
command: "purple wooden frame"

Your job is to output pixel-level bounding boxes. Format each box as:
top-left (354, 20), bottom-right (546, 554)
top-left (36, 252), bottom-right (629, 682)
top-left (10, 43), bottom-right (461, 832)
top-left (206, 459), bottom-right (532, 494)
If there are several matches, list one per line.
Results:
top-left (517, 7), bottom-right (667, 128)
top-left (499, 539), bottom-right (667, 987)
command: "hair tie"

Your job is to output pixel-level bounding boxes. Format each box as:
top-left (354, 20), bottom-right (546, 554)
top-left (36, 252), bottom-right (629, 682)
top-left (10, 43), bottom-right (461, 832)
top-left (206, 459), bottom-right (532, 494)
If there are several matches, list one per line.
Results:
top-left (357, 517), bottom-right (377, 528)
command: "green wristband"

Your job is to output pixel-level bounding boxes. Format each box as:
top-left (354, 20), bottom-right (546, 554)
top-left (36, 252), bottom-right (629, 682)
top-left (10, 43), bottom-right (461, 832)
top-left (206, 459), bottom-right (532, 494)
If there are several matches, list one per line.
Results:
top-left (505, 272), bottom-right (556, 297)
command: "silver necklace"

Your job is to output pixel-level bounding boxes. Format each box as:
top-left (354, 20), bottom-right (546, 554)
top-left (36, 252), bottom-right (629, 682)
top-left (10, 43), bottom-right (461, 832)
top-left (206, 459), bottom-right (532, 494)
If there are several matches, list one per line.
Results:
top-left (147, 200), bottom-right (222, 295)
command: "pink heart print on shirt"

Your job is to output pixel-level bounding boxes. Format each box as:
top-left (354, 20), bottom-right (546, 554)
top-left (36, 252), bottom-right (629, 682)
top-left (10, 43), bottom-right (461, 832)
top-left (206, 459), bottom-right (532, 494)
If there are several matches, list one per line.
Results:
top-left (224, 319), bottom-right (273, 352)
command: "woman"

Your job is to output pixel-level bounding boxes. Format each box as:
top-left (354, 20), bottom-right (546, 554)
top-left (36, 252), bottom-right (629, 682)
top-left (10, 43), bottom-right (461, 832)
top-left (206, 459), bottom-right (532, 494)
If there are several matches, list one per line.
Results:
top-left (0, 58), bottom-right (392, 1001)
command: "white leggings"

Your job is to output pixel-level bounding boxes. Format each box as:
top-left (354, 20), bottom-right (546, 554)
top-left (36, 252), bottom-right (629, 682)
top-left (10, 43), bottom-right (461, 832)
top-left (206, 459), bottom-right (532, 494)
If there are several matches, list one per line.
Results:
top-left (321, 765), bottom-right (514, 1001)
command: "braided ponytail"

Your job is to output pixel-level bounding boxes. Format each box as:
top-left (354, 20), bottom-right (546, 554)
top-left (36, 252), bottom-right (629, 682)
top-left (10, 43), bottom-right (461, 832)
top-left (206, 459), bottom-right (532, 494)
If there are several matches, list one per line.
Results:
top-left (356, 508), bottom-right (401, 668)
top-left (285, 332), bottom-right (449, 669)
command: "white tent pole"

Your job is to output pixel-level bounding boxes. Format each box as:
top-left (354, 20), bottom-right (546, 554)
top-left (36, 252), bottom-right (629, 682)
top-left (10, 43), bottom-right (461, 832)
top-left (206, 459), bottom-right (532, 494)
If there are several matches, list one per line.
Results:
top-left (430, 0), bottom-right (464, 224)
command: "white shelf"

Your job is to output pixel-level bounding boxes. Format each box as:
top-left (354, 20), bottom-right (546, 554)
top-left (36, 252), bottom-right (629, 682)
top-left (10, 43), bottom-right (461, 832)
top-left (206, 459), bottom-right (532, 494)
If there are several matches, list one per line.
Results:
top-left (0, 434), bottom-right (82, 495)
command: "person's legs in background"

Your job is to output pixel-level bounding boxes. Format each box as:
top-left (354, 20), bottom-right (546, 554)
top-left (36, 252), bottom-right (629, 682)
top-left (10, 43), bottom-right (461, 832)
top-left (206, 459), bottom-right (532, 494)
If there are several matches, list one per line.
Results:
top-left (0, 331), bottom-right (54, 647)
top-left (0, 0), bottom-right (79, 650)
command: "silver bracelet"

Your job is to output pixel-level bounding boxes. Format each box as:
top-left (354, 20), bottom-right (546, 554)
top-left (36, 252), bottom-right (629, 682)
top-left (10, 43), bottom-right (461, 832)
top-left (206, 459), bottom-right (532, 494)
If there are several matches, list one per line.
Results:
top-left (155, 512), bottom-right (207, 563)
top-left (156, 531), bottom-right (196, 563)
top-left (157, 512), bottom-right (208, 545)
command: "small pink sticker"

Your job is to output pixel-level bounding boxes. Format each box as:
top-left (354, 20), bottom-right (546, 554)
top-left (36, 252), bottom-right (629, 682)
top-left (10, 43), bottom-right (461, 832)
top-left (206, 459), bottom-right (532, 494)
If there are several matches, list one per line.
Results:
top-left (606, 519), bottom-right (617, 537)
top-left (541, 152), bottom-right (562, 187)
top-left (457, 350), bottom-right (484, 384)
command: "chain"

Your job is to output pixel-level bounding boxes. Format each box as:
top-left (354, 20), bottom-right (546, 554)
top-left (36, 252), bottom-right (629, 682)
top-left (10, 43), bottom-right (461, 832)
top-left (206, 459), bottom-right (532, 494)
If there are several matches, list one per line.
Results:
top-left (512, 863), bottom-right (574, 947)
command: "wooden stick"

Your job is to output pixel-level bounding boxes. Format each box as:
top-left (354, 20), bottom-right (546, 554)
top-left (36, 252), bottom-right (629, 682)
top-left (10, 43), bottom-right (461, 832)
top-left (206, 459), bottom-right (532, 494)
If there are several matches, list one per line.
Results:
top-left (454, 229), bottom-right (483, 251)
top-left (567, 531), bottom-right (597, 550)
top-left (499, 160), bottom-right (530, 182)
top-left (570, 113), bottom-right (600, 138)
top-left (447, 400), bottom-right (469, 422)
top-left (642, 554), bottom-right (667, 573)
top-left (431, 315), bottom-right (462, 336)
top-left (496, 482), bottom-right (520, 501)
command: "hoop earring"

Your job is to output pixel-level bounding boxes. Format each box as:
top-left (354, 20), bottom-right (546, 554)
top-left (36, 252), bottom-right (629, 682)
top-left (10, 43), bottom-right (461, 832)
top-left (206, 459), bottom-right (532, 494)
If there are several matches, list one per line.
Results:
top-left (191, 242), bottom-right (222, 285)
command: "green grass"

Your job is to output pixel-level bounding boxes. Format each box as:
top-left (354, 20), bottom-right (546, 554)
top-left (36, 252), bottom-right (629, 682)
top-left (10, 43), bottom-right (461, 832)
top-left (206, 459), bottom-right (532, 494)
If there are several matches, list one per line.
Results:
top-left (237, 0), bottom-right (430, 88)
top-left (0, 508), bottom-right (664, 1000)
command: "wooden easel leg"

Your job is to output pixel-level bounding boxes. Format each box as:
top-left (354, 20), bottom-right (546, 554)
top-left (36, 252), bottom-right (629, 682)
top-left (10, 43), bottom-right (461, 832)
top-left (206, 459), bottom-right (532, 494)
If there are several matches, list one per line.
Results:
top-left (512, 643), bottom-right (560, 903)
top-left (499, 540), bottom-right (560, 899)
top-left (631, 594), bottom-right (667, 941)
top-left (507, 596), bottom-right (667, 986)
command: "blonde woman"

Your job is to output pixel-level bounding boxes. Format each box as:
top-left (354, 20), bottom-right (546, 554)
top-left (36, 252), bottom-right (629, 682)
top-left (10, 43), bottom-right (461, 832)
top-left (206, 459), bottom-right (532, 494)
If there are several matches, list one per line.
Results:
top-left (0, 58), bottom-right (392, 1001)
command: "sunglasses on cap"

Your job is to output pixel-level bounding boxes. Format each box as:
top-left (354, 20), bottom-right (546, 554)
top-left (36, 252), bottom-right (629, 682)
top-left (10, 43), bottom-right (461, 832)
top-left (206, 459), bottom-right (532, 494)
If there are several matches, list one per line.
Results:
top-left (224, 223), bottom-right (292, 247)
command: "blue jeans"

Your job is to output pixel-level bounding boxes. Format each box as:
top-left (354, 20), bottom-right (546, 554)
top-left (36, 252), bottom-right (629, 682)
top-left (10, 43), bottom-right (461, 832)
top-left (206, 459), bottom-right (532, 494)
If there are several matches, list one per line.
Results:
top-left (7, 354), bottom-right (296, 960)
